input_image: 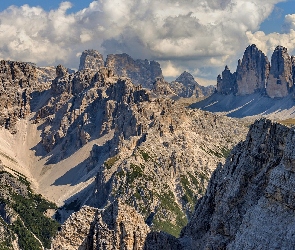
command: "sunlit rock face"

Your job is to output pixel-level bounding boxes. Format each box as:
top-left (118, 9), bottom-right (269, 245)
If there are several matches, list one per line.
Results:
top-left (216, 44), bottom-right (295, 98)
top-left (105, 53), bottom-right (163, 89)
top-left (266, 46), bottom-right (293, 98)
top-left (79, 49), bottom-right (105, 71)
top-left (236, 44), bottom-right (270, 95)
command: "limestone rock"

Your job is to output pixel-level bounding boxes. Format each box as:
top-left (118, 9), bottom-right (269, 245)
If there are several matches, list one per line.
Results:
top-left (216, 65), bottom-right (237, 94)
top-left (216, 44), bottom-right (295, 98)
top-left (266, 46), bottom-right (293, 98)
top-left (79, 50), bottom-right (105, 71)
top-left (152, 77), bottom-right (176, 97)
top-left (170, 71), bottom-right (214, 98)
top-left (52, 201), bottom-right (150, 250)
top-left (105, 53), bottom-right (163, 89)
top-left (236, 44), bottom-right (270, 95)
top-left (0, 60), bottom-right (52, 132)
top-left (177, 119), bottom-right (295, 249)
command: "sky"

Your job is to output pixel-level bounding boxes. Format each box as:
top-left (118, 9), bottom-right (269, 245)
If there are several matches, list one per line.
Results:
top-left (0, 0), bottom-right (295, 86)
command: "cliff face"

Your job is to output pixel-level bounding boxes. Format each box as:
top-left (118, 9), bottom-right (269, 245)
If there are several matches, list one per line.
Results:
top-left (217, 44), bottom-right (295, 98)
top-left (141, 119), bottom-right (295, 249)
top-left (236, 44), bottom-right (270, 95)
top-left (266, 46), bottom-right (293, 98)
top-left (177, 119), bottom-right (295, 249)
top-left (105, 53), bottom-right (163, 89)
top-left (79, 50), bottom-right (105, 71)
top-left (0, 60), bottom-right (51, 132)
top-left (52, 201), bottom-right (150, 250)
top-left (216, 66), bottom-right (237, 95)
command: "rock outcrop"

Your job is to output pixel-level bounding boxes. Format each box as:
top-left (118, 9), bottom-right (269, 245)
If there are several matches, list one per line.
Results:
top-left (216, 66), bottom-right (237, 95)
top-left (177, 119), bottom-right (295, 249)
top-left (105, 53), bottom-right (163, 89)
top-left (140, 119), bottom-right (295, 249)
top-left (236, 44), bottom-right (270, 95)
top-left (79, 50), bottom-right (105, 71)
top-left (151, 77), bottom-right (176, 97)
top-left (266, 46), bottom-right (293, 98)
top-left (217, 44), bottom-right (295, 98)
top-left (170, 71), bottom-right (214, 98)
top-left (0, 60), bottom-right (50, 132)
top-left (52, 201), bottom-right (150, 250)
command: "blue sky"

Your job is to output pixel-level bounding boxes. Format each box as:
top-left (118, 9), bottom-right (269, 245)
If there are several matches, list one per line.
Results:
top-left (260, 0), bottom-right (295, 34)
top-left (0, 1), bottom-right (93, 13)
top-left (0, 0), bottom-right (295, 85)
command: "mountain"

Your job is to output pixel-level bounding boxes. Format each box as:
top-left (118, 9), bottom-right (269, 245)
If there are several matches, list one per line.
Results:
top-left (194, 44), bottom-right (295, 119)
top-left (217, 44), bottom-right (294, 98)
top-left (0, 53), bottom-right (248, 248)
top-left (53, 118), bottom-right (295, 250)
top-left (170, 71), bottom-right (215, 98)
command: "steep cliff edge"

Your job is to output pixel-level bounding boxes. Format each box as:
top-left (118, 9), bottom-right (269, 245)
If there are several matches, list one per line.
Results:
top-left (54, 119), bottom-right (295, 250)
top-left (153, 118), bottom-right (295, 249)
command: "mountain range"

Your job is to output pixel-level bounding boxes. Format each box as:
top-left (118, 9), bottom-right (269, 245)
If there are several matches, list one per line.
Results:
top-left (0, 45), bottom-right (294, 249)
top-left (193, 44), bottom-right (295, 120)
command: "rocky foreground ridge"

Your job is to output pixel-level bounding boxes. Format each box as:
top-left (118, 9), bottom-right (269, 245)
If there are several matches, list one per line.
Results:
top-left (217, 44), bottom-right (295, 98)
top-left (54, 119), bottom-right (295, 249)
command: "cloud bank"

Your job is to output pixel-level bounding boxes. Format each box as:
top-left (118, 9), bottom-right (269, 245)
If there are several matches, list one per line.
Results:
top-left (0, 0), bottom-right (291, 82)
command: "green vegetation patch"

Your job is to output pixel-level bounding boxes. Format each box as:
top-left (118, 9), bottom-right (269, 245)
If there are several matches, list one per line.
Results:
top-left (154, 190), bottom-right (188, 237)
top-left (126, 163), bottom-right (143, 184)
top-left (11, 192), bottom-right (59, 249)
top-left (0, 171), bottom-right (59, 249)
top-left (104, 155), bottom-right (120, 169)
top-left (11, 219), bottom-right (42, 250)
top-left (139, 150), bottom-right (151, 161)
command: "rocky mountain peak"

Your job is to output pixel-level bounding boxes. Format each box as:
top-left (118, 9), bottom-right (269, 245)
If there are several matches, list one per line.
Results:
top-left (78, 49), bottom-right (104, 71)
top-left (216, 65), bottom-right (237, 95)
top-left (236, 44), bottom-right (270, 95)
top-left (175, 71), bottom-right (195, 84)
top-left (170, 71), bottom-right (215, 98)
top-left (105, 53), bottom-right (163, 89)
top-left (266, 45), bottom-right (293, 98)
top-left (216, 44), bottom-right (295, 98)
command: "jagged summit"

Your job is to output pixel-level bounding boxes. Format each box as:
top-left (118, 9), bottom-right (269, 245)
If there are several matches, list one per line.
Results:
top-left (171, 71), bottom-right (215, 98)
top-left (266, 45), bottom-right (293, 98)
top-left (236, 44), bottom-right (269, 95)
top-left (216, 44), bottom-right (295, 98)
top-left (105, 53), bottom-right (163, 89)
top-left (78, 49), bottom-right (163, 89)
top-left (78, 49), bottom-right (104, 71)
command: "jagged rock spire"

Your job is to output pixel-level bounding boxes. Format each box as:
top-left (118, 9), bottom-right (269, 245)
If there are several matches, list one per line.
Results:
top-left (236, 44), bottom-right (270, 95)
top-left (266, 45), bottom-right (293, 98)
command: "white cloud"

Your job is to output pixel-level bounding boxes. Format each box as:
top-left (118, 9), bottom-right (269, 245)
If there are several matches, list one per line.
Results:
top-left (0, 0), bottom-right (288, 80)
top-left (247, 14), bottom-right (295, 58)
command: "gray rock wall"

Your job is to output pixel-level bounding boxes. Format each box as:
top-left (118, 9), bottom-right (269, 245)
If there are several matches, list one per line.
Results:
top-left (236, 44), bottom-right (269, 95)
top-left (217, 44), bottom-right (295, 98)
top-left (266, 46), bottom-right (293, 98)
